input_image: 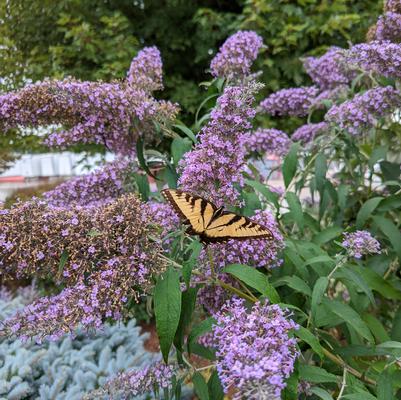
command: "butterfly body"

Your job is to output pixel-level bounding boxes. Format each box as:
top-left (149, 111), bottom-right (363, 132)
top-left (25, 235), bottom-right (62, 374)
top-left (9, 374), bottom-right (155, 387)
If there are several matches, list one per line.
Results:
top-left (161, 189), bottom-right (273, 244)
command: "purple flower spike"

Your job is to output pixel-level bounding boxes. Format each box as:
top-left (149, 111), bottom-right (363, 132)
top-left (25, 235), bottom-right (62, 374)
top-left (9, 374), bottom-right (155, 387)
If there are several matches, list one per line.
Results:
top-left (243, 128), bottom-right (291, 157)
top-left (344, 41), bottom-right (401, 79)
top-left (260, 87), bottom-right (319, 117)
top-left (292, 122), bottom-right (329, 144)
top-left (325, 86), bottom-right (401, 135)
top-left (303, 47), bottom-right (356, 90)
top-left (127, 46), bottom-right (164, 91)
top-left (211, 31), bottom-right (264, 79)
top-left (210, 298), bottom-right (299, 400)
top-left (179, 81), bottom-right (262, 206)
top-left (342, 230), bottom-right (381, 259)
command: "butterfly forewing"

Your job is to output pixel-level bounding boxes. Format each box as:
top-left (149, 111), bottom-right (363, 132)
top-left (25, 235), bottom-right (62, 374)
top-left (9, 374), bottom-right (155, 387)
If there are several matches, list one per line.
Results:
top-left (161, 189), bottom-right (215, 233)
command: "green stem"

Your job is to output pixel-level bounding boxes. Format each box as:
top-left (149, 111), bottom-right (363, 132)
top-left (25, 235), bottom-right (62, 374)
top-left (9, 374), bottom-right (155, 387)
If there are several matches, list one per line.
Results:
top-left (216, 279), bottom-right (256, 303)
top-left (207, 247), bottom-right (216, 279)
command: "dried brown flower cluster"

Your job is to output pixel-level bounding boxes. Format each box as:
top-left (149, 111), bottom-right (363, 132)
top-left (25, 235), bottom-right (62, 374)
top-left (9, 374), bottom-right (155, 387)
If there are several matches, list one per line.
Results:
top-left (0, 194), bottom-right (164, 340)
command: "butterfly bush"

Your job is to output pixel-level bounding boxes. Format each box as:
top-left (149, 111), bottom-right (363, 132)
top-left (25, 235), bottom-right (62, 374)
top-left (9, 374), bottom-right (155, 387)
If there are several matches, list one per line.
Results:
top-left (243, 128), bottom-right (291, 157)
top-left (385, 0), bottom-right (401, 13)
top-left (210, 31), bottom-right (264, 79)
top-left (374, 12), bottom-right (401, 42)
top-left (210, 298), bottom-right (298, 400)
top-left (303, 47), bottom-right (355, 90)
top-left (86, 362), bottom-right (175, 399)
top-left (312, 85), bottom-right (350, 108)
top-left (43, 157), bottom-right (134, 208)
top-left (292, 122), bottom-right (329, 144)
top-left (0, 51), bottom-right (178, 155)
top-left (342, 231), bottom-right (381, 259)
top-left (344, 41), bottom-right (401, 79)
top-left (0, 194), bottom-right (163, 340)
top-left (127, 46), bottom-right (163, 92)
top-left (325, 86), bottom-right (401, 135)
top-left (259, 86), bottom-right (319, 117)
top-left (179, 80), bottom-right (262, 206)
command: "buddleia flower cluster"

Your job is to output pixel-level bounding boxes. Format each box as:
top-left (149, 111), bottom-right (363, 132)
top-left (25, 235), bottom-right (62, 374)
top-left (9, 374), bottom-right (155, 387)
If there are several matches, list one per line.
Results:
top-left (0, 47), bottom-right (178, 156)
top-left (85, 362), bottom-right (175, 399)
top-left (344, 41), bottom-right (401, 80)
top-left (178, 80), bottom-right (263, 207)
top-left (259, 86), bottom-right (319, 117)
top-left (325, 86), bottom-right (401, 135)
top-left (0, 194), bottom-right (163, 340)
top-left (127, 46), bottom-right (163, 92)
top-left (385, 0), bottom-right (401, 14)
top-left (210, 31), bottom-right (264, 80)
top-left (342, 231), bottom-right (381, 259)
top-left (291, 122), bottom-right (329, 144)
top-left (43, 157), bottom-right (134, 208)
top-left (210, 298), bottom-right (299, 400)
top-left (243, 128), bottom-right (291, 157)
top-left (302, 47), bottom-right (355, 90)
top-left (374, 12), bottom-right (401, 42)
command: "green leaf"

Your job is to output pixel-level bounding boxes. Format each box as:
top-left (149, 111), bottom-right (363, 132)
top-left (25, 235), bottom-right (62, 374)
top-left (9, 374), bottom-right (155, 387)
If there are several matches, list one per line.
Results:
top-left (354, 266), bottom-right (401, 300)
top-left (174, 287), bottom-right (198, 351)
top-left (298, 365), bottom-right (338, 383)
top-left (275, 276), bottom-right (311, 297)
top-left (190, 343), bottom-right (216, 361)
top-left (295, 327), bottom-right (324, 358)
top-left (336, 267), bottom-right (375, 305)
top-left (378, 371), bottom-right (393, 400)
top-left (391, 305), bottom-right (401, 341)
top-left (173, 123), bottom-right (196, 143)
top-left (310, 387), bottom-right (334, 400)
top-left (286, 192), bottom-right (304, 232)
top-left (58, 250), bottom-right (69, 277)
top-left (373, 216), bottom-right (401, 261)
top-left (136, 136), bottom-right (158, 180)
top-left (311, 277), bottom-right (329, 321)
top-left (224, 264), bottom-right (280, 303)
top-left (315, 153), bottom-right (327, 193)
top-left (162, 163), bottom-right (178, 189)
top-left (188, 317), bottom-right (216, 353)
top-left (363, 314), bottom-right (391, 343)
top-left (171, 136), bottom-right (192, 166)
top-left (369, 145), bottom-right (388, 169)
top-left (182, 240), bottom-right (202, 288)
top-left (377, 341), bottom-right (401, 350)
top-left (154, 268), bottom-right (182, 362)
top-left (192, 372), bottom-right (209, 400)
top-left (356, 197), bottom-right (383, 229)
top-left (282, 142), bottom-right (300, 188)
top-left (312, 226), bottom-right (342, 246)
top-left (207, 370), bottom-right (224, 400)
top-left (245, 179), bottom-right (279, 208)
top-left (302, 255), bottom-right (335, 269)
top-left (322, 299), bottom-right (374, 342)
top-left (343, 393), bottom-right (377, 400)
top-left (133, 173), bottom-right (150, 201)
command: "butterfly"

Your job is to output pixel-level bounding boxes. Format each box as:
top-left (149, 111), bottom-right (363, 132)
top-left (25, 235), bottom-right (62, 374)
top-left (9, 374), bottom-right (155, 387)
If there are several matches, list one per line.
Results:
top-left (161, 189), bottom-right (273, 244)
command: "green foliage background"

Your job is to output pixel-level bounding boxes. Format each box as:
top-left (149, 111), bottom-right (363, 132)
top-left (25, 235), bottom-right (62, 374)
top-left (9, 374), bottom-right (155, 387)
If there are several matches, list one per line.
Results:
top-left (0, 0), bottom-right (383, 156)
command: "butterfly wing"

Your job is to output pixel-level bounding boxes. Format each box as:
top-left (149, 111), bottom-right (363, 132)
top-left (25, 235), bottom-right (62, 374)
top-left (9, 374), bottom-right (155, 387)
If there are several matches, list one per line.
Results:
top-left (203, 211), bottom-right (273, 243)
top-left (161, 189), bottom-right (216, 234)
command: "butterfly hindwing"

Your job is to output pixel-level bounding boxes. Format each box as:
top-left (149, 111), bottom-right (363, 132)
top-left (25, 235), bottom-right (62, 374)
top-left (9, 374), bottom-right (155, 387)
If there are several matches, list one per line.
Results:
top-left (161, 189), bottom-right (273, 244)
top-left (204, 212), bottom-right (273, 241)
top-left (161, 189), bottom-right (215, 234)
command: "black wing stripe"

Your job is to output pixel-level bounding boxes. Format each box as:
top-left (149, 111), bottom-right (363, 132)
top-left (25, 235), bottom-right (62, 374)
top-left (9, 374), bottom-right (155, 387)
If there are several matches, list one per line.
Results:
top-left (206, 214), bottom-right (240, 231)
